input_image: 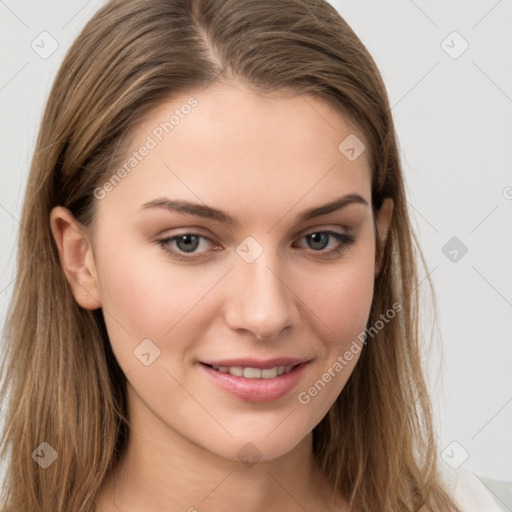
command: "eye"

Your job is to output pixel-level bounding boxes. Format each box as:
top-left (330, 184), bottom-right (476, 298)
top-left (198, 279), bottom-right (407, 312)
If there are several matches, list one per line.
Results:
top-left (295, 230), bottom-right (355, 257)
top-left (157, 229), bottom-right (356, 262)
top-left (157, 233), bottom-right (217, 261)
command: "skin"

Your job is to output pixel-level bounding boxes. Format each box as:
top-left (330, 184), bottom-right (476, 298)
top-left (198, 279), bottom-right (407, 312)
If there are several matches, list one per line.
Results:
top-left (50, 80), bottom-right (393, 512)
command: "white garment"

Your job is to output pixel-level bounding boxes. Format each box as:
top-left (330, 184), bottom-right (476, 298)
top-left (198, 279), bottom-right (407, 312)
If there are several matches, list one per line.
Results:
top-left (440, 466), bottom-right (505, 511)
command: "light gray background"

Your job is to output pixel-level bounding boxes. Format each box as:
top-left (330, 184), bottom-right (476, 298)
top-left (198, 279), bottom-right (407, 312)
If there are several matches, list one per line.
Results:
top-left (1, 0), bottom-right (511, 486)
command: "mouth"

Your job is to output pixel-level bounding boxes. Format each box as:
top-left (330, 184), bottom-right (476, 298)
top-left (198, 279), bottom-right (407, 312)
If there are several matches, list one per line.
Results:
top-left (198, 359), bottom-right (310, 402)
top-left (201, 363), bottom-right (297, 379)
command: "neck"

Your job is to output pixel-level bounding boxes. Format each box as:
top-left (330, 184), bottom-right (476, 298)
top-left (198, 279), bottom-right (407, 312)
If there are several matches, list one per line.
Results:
top-left (95, 390), bottom-right (344, 512)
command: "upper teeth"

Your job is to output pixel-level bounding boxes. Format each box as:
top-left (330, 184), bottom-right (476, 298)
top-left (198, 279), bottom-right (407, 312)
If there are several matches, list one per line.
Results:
top-left (211, 365), bottom-right (294, 379)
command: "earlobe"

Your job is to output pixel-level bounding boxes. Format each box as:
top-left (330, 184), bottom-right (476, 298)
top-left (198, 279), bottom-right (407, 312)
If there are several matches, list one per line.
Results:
top-left (374, 198), bottom-right (393, 277)
top-left (49, 206), bottom-right (102, 310)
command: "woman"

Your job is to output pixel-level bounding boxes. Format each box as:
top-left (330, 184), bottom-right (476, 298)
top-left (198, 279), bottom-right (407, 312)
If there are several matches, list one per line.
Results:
top-left (0, 0), bottom-right (502, 510)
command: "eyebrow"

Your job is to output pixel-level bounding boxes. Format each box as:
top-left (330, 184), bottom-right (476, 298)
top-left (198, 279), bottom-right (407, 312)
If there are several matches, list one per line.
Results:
top-left (140, 193), bottom-right (368, 226)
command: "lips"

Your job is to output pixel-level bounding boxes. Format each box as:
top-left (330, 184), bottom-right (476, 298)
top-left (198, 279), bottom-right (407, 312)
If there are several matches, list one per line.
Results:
top-left (199, 357), bottom-right (310, 402)
top-left (200, 357), bottom-right (308, 369)
top-left (207, 364), bottom-right (294, 379)
top-left (199, 357), bottom-right (308, 380)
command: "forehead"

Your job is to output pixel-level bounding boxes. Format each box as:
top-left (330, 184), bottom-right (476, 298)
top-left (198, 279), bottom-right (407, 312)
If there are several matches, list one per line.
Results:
top-left (98, 81), bottom-right (372, 217)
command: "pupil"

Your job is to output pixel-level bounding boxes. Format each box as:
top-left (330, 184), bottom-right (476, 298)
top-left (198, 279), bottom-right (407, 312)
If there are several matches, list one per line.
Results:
top-left (308, 233), bottom-right (328, 250)
top-left (177, 235), bottom-right (199, 252)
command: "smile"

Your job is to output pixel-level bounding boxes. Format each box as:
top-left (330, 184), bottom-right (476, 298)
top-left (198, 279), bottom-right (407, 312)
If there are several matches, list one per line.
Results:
top-left (199, 361), bottom-right (309, 402)
top-left (208, 364), bottom-right (295, 379)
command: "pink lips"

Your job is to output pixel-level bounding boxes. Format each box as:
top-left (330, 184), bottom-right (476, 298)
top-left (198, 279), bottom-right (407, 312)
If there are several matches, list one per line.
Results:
top-left (199, 358), bottom-right (309, 403)
top-left (201, 357), bottom-right (308, 369)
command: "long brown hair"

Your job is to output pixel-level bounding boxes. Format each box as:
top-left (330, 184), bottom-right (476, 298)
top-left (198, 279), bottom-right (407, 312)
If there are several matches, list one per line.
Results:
top-left (0, 1), bottom-right (460, 510)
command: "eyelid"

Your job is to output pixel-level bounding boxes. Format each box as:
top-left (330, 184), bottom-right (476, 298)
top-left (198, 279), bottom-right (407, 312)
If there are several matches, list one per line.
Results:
top-left (155, 226), bottom-right (215, 239)
top-left (301, 225), bottom-right (342, 235)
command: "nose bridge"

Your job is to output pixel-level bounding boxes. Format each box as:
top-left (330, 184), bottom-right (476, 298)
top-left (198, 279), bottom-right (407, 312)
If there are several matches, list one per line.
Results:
top-left (225, 244), bottom-right (297, 339)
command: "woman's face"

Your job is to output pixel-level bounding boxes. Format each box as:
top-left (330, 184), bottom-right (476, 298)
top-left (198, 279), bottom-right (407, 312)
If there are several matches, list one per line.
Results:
top-left (56, 81), bottom-right (392, 462)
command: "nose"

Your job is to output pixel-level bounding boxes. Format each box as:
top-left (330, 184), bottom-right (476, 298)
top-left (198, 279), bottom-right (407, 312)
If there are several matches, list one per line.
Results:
top-left (224, 252), bottom-right (299, 341)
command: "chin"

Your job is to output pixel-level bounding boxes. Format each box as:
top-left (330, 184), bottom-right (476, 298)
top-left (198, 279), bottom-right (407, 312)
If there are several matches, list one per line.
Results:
top-left (205, 424), bottom-right (314, 465)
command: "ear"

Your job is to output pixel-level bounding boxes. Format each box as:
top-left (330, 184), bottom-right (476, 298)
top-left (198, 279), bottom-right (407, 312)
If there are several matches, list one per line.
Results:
top-left (374, 198), bottom-right (393, 277)
top-left (49, 206), bottom-right (102, 310)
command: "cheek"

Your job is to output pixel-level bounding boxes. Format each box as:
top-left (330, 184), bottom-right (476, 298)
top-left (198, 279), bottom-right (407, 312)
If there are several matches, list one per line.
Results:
top-left (293, 257), bottom-right (374, 413)
top-left (94, 241), bottom-right (224, 367)
top-left (298, 251), bottom-right (375, 348)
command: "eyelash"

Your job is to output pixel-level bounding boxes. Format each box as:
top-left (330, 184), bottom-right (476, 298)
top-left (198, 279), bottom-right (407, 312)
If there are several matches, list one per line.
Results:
top-left (156, 230), bottom-right (355, 262)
